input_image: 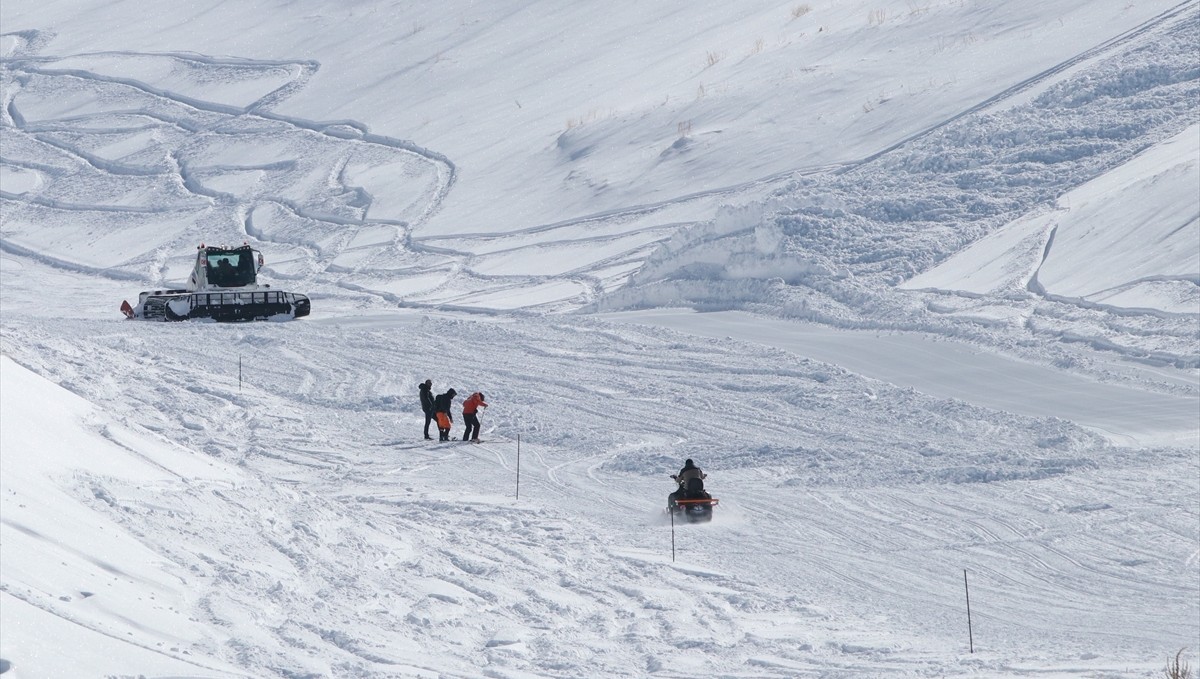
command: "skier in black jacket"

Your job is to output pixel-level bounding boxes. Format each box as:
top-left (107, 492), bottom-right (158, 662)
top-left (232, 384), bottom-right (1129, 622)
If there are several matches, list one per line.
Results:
top-left (433, 388), bottom-right (458, 441)
top-left (419, 379), bottom-right (435, 440)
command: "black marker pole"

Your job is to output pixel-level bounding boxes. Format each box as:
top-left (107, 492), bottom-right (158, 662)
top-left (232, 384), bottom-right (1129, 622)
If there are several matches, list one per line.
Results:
top-left (964, 569), bottom-right (974, 653)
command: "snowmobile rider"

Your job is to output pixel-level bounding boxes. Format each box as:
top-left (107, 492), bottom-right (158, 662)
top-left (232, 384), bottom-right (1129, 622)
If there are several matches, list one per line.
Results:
top-left (676, 459), bottom-right (705, 485)
top-left (419, 379), bottom-right (435, 440)
top-left (669, 459), bottom-right (707, 507)
top-left (461, 392), bottom-right (488, 442)
top-left (433, 388), bottom-right (457, 441)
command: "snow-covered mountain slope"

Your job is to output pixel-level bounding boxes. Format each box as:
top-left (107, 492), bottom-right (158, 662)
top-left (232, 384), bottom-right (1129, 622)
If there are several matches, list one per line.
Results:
top-left (3, 0), bottom-right (1185, 239)
top-left (3, 312), bottom-right (1195, 678)
top-left (603, 308), bottom-right (1200, 448)
top-left (0, 356), bottom-right (250, 678)
top-left (1, 0), bottom-right (1197, 677)
top-left (1, 1), bottom-right (1195, 316)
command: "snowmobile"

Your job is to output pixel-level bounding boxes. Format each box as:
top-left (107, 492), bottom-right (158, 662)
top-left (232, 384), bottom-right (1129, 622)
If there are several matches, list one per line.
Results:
top-left (121, 244), bottom-right (310, 322)
top-left (667, 475), bottom-right (719, 523)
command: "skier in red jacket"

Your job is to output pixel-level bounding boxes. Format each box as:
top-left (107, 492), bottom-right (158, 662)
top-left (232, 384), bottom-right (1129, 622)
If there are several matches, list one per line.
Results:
top-left (461, 392), bottom-right (488, 442)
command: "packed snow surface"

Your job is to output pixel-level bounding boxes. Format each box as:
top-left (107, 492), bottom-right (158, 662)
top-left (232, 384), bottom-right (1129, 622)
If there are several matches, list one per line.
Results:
top-left (1, 0), bottom-right (1197, 677)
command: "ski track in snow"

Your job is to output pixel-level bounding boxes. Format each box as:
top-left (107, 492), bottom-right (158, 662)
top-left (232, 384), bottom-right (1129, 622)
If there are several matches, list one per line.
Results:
top-left (3, 3), bottom-right (1194, 318)
top-left (1, 44), bottom-right (456, 294)
top-left (0, 39), bottom-right (683, 314)
top-left (2, 311), bottom-right (1195, 676)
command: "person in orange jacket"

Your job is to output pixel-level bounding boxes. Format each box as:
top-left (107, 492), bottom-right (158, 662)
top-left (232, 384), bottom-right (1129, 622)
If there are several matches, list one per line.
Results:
top-left (461, 392), bottom-right (488, 442)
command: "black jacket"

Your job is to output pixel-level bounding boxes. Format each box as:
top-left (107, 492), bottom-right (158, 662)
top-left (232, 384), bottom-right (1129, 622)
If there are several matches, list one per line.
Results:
top-left (677, 462), bottom-right (705, 485)
top-left (433, 391), bottom-right (457, 417)
top-left (419, 383), bottom-right (434, 413)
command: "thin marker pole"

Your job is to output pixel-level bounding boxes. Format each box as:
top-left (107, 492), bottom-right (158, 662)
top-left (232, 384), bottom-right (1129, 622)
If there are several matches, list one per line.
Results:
top-left (515, 434), bottom-right (521, 500)
top-left (670, 509), bottom-right (676, 562)
top-left (964, 569), bottom-right (974, 653)
top-left (238, 354), bottom-right (242, 393)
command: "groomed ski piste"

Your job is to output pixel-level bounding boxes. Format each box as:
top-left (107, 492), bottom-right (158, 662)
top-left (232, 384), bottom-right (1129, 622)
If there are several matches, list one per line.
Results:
top-left (1, 1), bottom-right (1197, 677)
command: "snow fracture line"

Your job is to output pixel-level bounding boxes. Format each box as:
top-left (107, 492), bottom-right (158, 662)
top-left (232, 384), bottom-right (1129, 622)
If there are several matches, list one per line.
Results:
top-left (841, 0), bottom-right (1198, 172)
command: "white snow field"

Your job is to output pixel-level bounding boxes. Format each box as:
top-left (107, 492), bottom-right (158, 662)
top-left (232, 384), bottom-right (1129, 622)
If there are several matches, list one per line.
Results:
top-left (1, 0), bottom-right (1197, 677)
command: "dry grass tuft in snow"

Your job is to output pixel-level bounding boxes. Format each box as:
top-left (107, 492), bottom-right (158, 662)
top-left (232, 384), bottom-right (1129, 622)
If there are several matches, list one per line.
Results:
top-left (1166, 650), bottom-right (1194, 679)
